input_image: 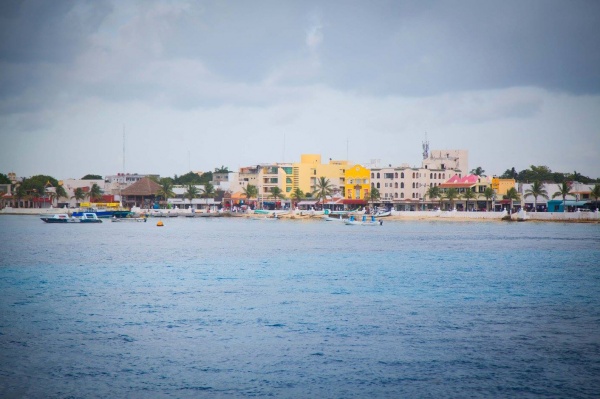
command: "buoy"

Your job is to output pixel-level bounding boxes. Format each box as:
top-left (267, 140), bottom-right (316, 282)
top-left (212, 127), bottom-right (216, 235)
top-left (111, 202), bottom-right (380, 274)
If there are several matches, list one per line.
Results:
top-left (157, 220), bottom-right (164, 227)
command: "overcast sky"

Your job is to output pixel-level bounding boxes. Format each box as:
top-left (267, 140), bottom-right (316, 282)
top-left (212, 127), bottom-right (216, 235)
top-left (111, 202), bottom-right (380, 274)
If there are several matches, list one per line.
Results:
top-left (1, 0), bottom-right (599, 180)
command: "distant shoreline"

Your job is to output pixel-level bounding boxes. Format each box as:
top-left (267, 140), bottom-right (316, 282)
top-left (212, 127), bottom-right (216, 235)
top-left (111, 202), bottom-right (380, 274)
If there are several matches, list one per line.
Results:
top-left (1, 208), bottom-right (598, 224)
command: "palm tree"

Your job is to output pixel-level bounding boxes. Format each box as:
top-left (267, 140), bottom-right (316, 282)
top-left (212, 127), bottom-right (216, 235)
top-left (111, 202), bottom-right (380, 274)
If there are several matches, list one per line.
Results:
top-left (469, 167), bottom-right (486, 176)
top-left (47, 185), bottom-right (68, 207)
top-left (242, 184), bottom-right (258, 208)
top-left (72, 187), bottom-right (86, 205)
top-left (524, 181), bottom-right (549, 212)
top-left (425, 186), bottom-right (441, 210)
top-left (552, 182), bottom-right (572, 212)
top-left (269, 186), bottom-right (286, 209)
top-left (590, 184), bottom-right (600, 211)
top-left (483, 187), bottom-right (495, 211)
top-left (89, 183), bottom-right (103, 202)
top-left (214, 166), bottom-right (231, 173)
top-left (505, 187), bottom-right (521, 213)
top-left (184, 184), bottom-right (199, 208)
top-left (291, 187), bottom-right (304, 209)
top-left (313, 177), bottom-right (334, 206)
top-left (200, 182), bottom-right (216, 199)
top-left (462, 188), bottom-right (477, 211)
top-left (368, 187), bottom-right (380, 210)
top-left (13, 185), bottom-right (27, 208)
top-left (157, 178), bottom-right (175, 207)
top-left (443, 188), bottom-right (459, 211)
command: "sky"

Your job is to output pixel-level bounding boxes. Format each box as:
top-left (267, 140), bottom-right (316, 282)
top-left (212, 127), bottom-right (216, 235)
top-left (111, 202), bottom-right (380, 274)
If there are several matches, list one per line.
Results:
top-left (1, 0), bottom-right (599, 180)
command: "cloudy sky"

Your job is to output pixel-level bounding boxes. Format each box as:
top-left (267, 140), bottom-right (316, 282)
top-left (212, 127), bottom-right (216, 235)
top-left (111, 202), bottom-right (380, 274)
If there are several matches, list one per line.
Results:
top-left (1, 0), bottom-right (599, 180)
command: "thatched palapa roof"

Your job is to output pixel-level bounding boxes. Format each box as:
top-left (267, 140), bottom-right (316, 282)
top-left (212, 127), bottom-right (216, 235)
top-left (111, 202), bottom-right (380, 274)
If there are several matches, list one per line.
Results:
top-left (121, 177), bottom-right (161, 196)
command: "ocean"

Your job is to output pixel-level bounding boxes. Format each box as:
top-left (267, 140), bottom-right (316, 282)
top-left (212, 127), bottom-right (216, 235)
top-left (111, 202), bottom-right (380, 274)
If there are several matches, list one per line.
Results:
top-left (1, 215), bottom-right (599, 398)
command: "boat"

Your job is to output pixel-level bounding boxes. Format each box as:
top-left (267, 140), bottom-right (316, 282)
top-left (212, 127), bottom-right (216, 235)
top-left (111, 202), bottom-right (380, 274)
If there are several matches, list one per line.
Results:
top-left (41, 214), bottom-right (76, 223)
top-left (374, 210), bottom-right (392, 217)
top-left (72, 202), bottom-right (132, 218)
top-left (77, 213), bottom-right (103, 223)
top-left (344, 215), bottom-right (383, 226)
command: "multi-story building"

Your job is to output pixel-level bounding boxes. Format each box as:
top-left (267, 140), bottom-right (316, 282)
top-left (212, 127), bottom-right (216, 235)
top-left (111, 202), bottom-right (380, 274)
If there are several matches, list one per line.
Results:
top-left (292, 154), bottom-right (350, 196)
top-left (370, 148), bottom-right (468, 210)
top-left (344, 164), bottom-right (371, 207)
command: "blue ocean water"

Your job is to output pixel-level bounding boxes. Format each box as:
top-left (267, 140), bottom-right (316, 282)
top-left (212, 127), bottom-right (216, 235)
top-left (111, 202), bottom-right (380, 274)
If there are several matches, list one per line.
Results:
top-left (0, 215), bottom-right (599, 398)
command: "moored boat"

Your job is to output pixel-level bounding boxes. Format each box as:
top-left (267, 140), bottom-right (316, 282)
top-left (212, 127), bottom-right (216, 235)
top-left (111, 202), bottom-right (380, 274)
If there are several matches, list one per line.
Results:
top-left (41, 214), bottom-right (76, 223)
top-left (77, 213), bottom-right (103, 223)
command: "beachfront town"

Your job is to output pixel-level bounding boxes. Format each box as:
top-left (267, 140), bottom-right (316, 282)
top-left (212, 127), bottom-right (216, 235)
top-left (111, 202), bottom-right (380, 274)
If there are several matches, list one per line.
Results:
top-left (1, 144), bottom-right (599, 216)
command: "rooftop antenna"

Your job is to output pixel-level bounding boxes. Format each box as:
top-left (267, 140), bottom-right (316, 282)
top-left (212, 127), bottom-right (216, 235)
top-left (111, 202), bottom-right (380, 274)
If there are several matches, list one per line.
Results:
top-left (346, 138), bottom-right (349, 161)
top-left (122, 125), bottom-right (126, 173)
top-left (422, 132), bottom-right (429, 160)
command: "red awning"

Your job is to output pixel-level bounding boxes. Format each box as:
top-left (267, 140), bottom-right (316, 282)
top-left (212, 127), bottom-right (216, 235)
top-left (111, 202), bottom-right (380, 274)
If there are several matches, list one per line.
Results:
top-left (343, 199), bottom-right (367, 205)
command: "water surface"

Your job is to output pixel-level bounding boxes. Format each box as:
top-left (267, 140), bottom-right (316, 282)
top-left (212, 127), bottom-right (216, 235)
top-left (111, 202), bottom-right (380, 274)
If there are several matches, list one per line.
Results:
top-left (1, 216), bottom-right (599, 398)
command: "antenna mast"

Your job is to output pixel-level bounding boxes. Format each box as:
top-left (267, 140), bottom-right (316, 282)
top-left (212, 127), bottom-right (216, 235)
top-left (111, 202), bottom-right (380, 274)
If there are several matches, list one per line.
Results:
top-left (422, 132), bottom-right (429, 160)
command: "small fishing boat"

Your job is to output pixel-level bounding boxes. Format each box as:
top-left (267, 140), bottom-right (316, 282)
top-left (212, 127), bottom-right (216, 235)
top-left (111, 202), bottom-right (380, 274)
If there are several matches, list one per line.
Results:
top-left (344, 215), bottom-right (383, 226)
top-left (40, 214), bottom-right (76, 223)
top-left (77, 213), bottom-right (103, 223)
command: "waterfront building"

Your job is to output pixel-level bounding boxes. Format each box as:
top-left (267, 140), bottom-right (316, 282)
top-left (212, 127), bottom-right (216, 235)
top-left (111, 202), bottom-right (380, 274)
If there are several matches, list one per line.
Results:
top-left (370, 148), bottom-right (467, 211)
top-left (520, 182), bottom-right (596, 212)
top-left (344, 164), bottom-right (371, 208)
top-left (292, 154), bottom-right (350, 197)
top-left (439, 174), bottom-right (492, 211)
top-left (491, 177), bottom-right (515, 196)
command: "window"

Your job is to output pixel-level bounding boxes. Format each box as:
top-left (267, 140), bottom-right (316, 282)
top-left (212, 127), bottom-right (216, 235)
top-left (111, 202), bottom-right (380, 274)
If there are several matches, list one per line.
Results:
top-left (371, 173), bottom-right (374, 178)
top-left (401, 193), bottom-right (404, 198)
top-left (395, 173), bottom-right (398, 178)
top-left (401, 172), bottom-right (404, 178)
top-left (376, 183), bottom-right (380, 188)
top-left (377, 173), bottom-right (380, 178)
top-left (401, 183), bottom-right (404, 189)
top-left (384, 173), bottom-right (394, 179)
top-left (395, 182), bottom-right (398, 188)
top-left (395, 193), bottom-right (398, 198)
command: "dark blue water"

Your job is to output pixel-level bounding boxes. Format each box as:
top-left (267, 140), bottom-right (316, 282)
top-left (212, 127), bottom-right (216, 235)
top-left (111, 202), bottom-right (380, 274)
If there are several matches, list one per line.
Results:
top-left (1, 215), bottom-right (599, 398)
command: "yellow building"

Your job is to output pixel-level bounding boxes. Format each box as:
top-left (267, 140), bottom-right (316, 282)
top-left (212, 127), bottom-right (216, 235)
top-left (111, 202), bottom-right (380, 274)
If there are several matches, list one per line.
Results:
top-left (292, 154), bottom-right (350, 195)
top-left (491, 177), bottom-right (516, 196)
top-left (344, 165), bottom-right (371, 201)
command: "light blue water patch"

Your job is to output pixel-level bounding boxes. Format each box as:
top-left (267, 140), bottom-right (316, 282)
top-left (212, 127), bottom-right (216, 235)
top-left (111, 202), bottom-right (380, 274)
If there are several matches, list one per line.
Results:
top-left (1, 215), bottom-right (599, 398)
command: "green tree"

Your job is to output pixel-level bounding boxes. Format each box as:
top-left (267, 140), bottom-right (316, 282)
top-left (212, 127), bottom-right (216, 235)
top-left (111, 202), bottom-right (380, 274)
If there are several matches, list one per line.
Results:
top-left (47, 185), bottom-right (68, 207)
top-left (462, 188), bottom-right (477, 211)
top-left (483, 187), bottom-right (495, 211)
top-left (524, 181), bottom-right (549, 212)
top-left (269, 186), bottom-right (286, 209)
top-left (368, 187), bottom-right (380, 210)
top-left (500, 167), bottom-right (518, 180)
top-left (184, 184), bottom-right (199, 207)
top-left (89, 183), bottom-right (103, 202)
top-left (201, 182), bottom-right (216, 199)
top-left (214, 166), bottom-right (231, 173)
top-left (504, 187), bottom-right (521, 212)
top-left (469, 167), bottom-right (485, 176)
top-left (590, 184), bottom-right (600, 211)
top-left (313, 177), bottom-right (334, 205)
top-left (81, 174), bottom-right (103, 180)
top-left (13, 185), bottom-right (27, 208)
top-left (72, 187), bottom-right (86, 204)
top-left (157, 178), bottom-right (175, 206)
top-left (552, 182), bottom-right (572, 212)
top-left (443, 188), bottom-right (459, 210)
top-left (425, 185), bottom-right (441, 210)
top-left (0, 173), bottom-right (11, 184)
top-left (291, 188), bottom-right (304, 208)
top-left (242, 184), bottom-right (258, 207)
top-left (175, 171), bottom-right (203, 185)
